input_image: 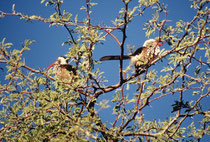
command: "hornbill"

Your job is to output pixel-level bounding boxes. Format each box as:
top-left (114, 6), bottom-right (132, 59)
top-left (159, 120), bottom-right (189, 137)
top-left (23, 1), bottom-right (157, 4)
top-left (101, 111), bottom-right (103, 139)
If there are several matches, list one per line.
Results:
top-left (46, 56), bottom-right (76, 83)
top-left (100, 39), bottom-right (163, 71)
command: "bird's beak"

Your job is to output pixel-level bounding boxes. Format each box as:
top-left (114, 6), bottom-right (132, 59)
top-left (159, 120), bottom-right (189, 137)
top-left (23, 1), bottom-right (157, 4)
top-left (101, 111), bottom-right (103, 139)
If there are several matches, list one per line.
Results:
top-left (157, 42), bottom-right (163, 46)
top-left (45, 61), bottom-right (56, 71)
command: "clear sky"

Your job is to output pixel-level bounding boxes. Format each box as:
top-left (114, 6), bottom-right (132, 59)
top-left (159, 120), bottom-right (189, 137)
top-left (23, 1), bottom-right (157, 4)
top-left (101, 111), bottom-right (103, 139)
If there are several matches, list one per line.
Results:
top-left (0, 0), bottom-right (195, 70)
top-left (0, 0), bottom-right (209, 140)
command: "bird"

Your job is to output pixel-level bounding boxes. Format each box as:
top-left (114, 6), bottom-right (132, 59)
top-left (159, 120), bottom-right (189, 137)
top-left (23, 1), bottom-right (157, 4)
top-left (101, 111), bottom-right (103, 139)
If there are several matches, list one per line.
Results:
top-left (45, 56), bottom-right (76, 83)
top-left (100, 39), bottom-right (163, 71)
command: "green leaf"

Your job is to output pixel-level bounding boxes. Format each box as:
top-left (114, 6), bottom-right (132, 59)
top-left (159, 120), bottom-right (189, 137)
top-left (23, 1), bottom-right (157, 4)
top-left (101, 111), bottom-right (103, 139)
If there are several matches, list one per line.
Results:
top-left (29, 15), bottom-right (40, 19)
top-left (75, 14), bottom-right (78, 23)
top-left (41, 0), bottom-right (45, 4)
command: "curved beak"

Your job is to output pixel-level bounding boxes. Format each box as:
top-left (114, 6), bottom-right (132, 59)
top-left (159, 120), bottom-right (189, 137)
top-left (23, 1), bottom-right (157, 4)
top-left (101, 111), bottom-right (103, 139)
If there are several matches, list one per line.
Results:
top-left (45, 61), bottom-right (56, 71)
top-left (157, 42), bottom-right (163, 46)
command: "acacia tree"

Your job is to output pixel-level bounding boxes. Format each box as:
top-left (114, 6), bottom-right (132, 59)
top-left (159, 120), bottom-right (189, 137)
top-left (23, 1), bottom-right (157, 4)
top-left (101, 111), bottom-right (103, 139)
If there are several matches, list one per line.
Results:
top-left (0, 0), bottom-right (209, 141)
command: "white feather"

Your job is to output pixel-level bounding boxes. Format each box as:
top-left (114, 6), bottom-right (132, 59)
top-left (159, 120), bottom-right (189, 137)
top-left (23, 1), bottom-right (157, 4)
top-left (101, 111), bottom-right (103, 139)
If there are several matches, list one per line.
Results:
top-left (57, 56), bottom-right (68, 65)
top-left (143, 39), bottom-right (156, 47)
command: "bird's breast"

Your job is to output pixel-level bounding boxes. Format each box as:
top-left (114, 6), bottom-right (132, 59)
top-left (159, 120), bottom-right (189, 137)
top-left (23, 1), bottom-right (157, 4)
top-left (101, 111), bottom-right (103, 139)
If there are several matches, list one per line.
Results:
top-left (54, 65), bottom-right (73, 83)
top-left (154, 46), bottom-right (160, 55)
top-left (147, 46), bottom-right (160, 56)
top-left (130, 54), bottom-right (143, 64)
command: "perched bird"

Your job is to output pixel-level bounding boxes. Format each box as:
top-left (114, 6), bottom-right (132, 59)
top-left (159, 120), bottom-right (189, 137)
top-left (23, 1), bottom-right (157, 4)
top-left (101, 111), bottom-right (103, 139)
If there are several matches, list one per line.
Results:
top-left (100, 39), bottom-right (163, 71)
top-left (46, 56), bottom-right (76, 83)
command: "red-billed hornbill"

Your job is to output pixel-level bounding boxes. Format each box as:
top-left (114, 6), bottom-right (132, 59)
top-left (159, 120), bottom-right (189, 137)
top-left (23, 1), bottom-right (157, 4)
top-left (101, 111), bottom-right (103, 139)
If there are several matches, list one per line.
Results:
top-left (46, 56), bottom-right (76, 83)
top-left (100, 39), bottom-right (163, 71)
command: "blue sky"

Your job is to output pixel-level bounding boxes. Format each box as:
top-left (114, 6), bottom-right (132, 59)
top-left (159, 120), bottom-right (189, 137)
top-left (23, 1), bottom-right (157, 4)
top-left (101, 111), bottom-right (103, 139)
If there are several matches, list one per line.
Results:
top-left (0, 0), bottom-right (209, 140)
top-left (0, 0), bottom-right (195, 70)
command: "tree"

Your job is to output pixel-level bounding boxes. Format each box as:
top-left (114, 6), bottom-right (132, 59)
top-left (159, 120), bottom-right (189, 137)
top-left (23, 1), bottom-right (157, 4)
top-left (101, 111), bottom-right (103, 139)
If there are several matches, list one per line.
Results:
top-left (0, 0), bottom-right (209, 141)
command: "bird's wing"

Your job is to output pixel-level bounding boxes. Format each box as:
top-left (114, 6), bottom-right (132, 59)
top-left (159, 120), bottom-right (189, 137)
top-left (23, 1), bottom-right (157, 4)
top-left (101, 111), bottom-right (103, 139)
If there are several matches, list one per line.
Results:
top-left (132, 47), bottom-right (144, 56)
top-left (63, 65), bottom-right (76, 75)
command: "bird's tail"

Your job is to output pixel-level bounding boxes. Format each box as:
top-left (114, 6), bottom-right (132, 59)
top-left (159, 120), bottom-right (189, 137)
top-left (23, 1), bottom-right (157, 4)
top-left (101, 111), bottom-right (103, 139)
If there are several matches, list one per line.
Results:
top-left (100, 55), bottom-right (130, 61)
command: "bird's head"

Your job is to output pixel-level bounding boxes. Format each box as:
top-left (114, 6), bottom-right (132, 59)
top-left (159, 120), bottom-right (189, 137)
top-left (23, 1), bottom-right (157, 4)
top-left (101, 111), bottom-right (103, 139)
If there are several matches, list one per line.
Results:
top-left (143, 39), bottom-right (163, 48)
top-left (57, 56), bottom-right (69, 65)
top-left (45, 56), bottom-right (68, 71)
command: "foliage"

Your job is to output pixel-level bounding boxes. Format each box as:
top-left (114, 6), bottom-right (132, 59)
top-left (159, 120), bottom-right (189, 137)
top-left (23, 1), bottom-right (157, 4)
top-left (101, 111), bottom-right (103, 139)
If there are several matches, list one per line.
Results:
top-left (0, 0), bottom-right (209, 141)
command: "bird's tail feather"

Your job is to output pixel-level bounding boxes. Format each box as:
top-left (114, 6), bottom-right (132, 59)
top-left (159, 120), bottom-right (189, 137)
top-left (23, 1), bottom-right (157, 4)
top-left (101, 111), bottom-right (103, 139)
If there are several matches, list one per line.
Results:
top-left (100, 55), bottom-right (130, 61)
